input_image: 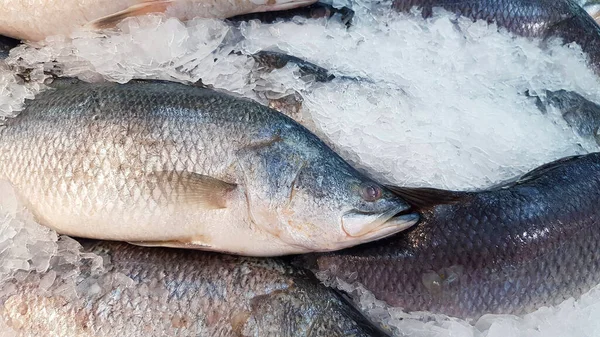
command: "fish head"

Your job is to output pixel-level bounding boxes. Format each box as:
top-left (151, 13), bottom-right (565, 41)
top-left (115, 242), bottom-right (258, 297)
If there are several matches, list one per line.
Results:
top-left (245, 275), bottom-right (385, 337)
top-left (279, 158), bottom-right (419, 252)
top-left (240, 125), bottom-right (418, 254)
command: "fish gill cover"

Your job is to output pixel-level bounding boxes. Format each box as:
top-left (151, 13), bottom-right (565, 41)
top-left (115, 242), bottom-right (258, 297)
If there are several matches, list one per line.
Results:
top-left (0, 0), bottom-right (599, 336)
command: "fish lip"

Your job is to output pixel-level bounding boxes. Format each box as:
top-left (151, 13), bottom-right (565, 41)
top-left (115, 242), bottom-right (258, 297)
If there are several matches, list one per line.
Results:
top-left (341, 207), bottom-right (419, 238)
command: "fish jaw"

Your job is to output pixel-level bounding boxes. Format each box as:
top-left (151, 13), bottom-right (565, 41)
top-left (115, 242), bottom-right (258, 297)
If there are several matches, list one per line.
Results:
top-left (341, 206), bottom-right (419, 238)
top-left (337, 210), bottom-right (419, 249)
top-left (247, 0), bottom-right (318, 13)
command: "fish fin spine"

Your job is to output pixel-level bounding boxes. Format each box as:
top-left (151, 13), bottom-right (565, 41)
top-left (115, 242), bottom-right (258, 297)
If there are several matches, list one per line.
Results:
top-left (127, 238), bottom-right (212, 249)
top-left (88, 1), bottom-right (174, 29)
top-left (386, 185), bottom-right (468, 209)
top-left (152, 170), bottom-right (237, 209)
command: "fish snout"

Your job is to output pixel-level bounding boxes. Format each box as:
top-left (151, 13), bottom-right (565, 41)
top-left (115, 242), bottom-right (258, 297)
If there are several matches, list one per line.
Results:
top-left (341, 207), bottom-right (419, 239)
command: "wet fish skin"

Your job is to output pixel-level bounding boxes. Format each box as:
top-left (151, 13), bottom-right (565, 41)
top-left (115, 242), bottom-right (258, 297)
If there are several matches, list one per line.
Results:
top-left (228, 2), bottom-right (355, 26)
top-left (0, 79), bottom-right (417, 256)
top-left (0, 240), bottom-right (387, 337)
top-left (0, 0), bottom-right (318, 42)
top-left (297, 152), bottom-right (600, 319)
top-left (392, 0), bottom-right (600, 74)
top-left (251, 50), bottom-right (336, 82)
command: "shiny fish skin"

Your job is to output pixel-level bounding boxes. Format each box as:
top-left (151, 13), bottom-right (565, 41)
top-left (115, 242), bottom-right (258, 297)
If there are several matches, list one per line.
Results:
top-left (0, 240), bottom-right (386, 337)
top-left (228, 2), bottom-right (355, 26)
top-left (299, 153), bottom-right (600, 319)
top-left (392, 0), bottom-right (600, 74)
top-left (0, 79), bottom-right (417, 256)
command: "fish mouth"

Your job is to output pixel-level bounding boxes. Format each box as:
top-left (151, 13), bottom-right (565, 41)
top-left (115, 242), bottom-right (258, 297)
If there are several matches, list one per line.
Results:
top-left (341, 207), bottom-right (420, 239)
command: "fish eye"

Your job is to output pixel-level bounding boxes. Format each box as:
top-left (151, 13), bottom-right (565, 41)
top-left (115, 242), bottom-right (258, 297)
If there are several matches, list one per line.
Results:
top-left (360, 183), bottom-right (382, 202)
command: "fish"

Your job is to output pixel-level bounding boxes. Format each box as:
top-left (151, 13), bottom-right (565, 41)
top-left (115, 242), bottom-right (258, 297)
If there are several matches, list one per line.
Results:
top-left (251, 50), bottom-right (336, 83)
top-left (391, 0), bottom-right (600, 74)
top-left (0, 35), bottom-right (19, 59)
top-left (0, 78), bottom-right (418, 257)
top-left (526, 89), bottom-right (600, 145)
top-left (0, 0), bottom-right (318, 42)
top-left (228, 2), bottom-right (355, 27)
top-left (295, 152), bottom-right (600, 319)
top-left (0, 239), bottom-right (387, 337)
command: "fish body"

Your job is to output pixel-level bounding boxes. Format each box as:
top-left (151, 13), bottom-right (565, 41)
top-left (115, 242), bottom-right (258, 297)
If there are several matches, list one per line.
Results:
top-left (0, 79), bottom-right (417, 256)
top-left (299, 153), bottom-right (600, 319)
top-left (0, 240), bottom-right (385, 337)
top-left (228, 2), bottom-right (355, 26)
top-left (392, 0), bottom-right (600, 74)
top-left (0, 0), bottom-right (317, 42)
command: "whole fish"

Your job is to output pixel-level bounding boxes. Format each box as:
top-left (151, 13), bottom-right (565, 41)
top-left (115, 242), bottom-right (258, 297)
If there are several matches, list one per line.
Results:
top-left (0, 79), bottom-right (418, 256)
top-left (0, 0), bottom-right (317, 42)
top-left (392, 0), bottom-right (600, 74)
top-left (0, 240), bottom-right (386, 337)
top-left (297, 152), bottom-right (600, 319)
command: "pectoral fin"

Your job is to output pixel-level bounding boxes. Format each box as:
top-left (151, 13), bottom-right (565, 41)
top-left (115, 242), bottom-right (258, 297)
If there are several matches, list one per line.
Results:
top-left (128, 239), bottom-right (212, 250)
top-left (88, 1), bottom-right (173, 29)
top-left (151, 171), bottom-right (237, 209)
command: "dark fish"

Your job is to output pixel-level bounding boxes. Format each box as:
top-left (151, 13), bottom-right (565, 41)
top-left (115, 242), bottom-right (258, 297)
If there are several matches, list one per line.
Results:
top-left (251, 50), bottom-right (336, 82)
top-left (296, 152), bottom-right (600, 319)
top-left (228, 2), bottom-right (355, 27)
top-left (0, 240), bottom-right (387, 337)
top-left (0, 35), bottom-right (19, 59)
top-left (527, 89), bottom-right (600, 145)
top-left (392, 0), bottom-right (600, 74)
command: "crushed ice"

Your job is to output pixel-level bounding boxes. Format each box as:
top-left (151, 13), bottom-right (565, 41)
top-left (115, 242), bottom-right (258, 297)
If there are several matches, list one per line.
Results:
top-left (1, 2), bottom-right (600, 337)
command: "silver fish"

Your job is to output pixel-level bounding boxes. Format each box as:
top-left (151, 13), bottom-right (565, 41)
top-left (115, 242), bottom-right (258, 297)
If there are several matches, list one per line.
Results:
top-left (0, 0), bottom-right (317, 42)
top-left (0, 79), bottom-right (418, 256)
top-left (0, 240), bottom-right (386, 337)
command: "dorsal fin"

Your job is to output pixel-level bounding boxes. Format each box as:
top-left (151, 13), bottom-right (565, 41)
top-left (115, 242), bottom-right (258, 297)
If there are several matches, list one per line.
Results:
top-left (386, 185), bottom-right (469, 209)
top-left (513, 154), bottom-right (584, 185)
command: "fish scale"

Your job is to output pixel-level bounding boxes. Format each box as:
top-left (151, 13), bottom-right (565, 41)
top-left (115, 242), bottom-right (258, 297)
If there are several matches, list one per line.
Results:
top-left (4, 240), bottom-right (382, 336)
top-left (0, 78), bottom-right (418, 256)
top-left (301, 152), bottom-right (600, 318)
